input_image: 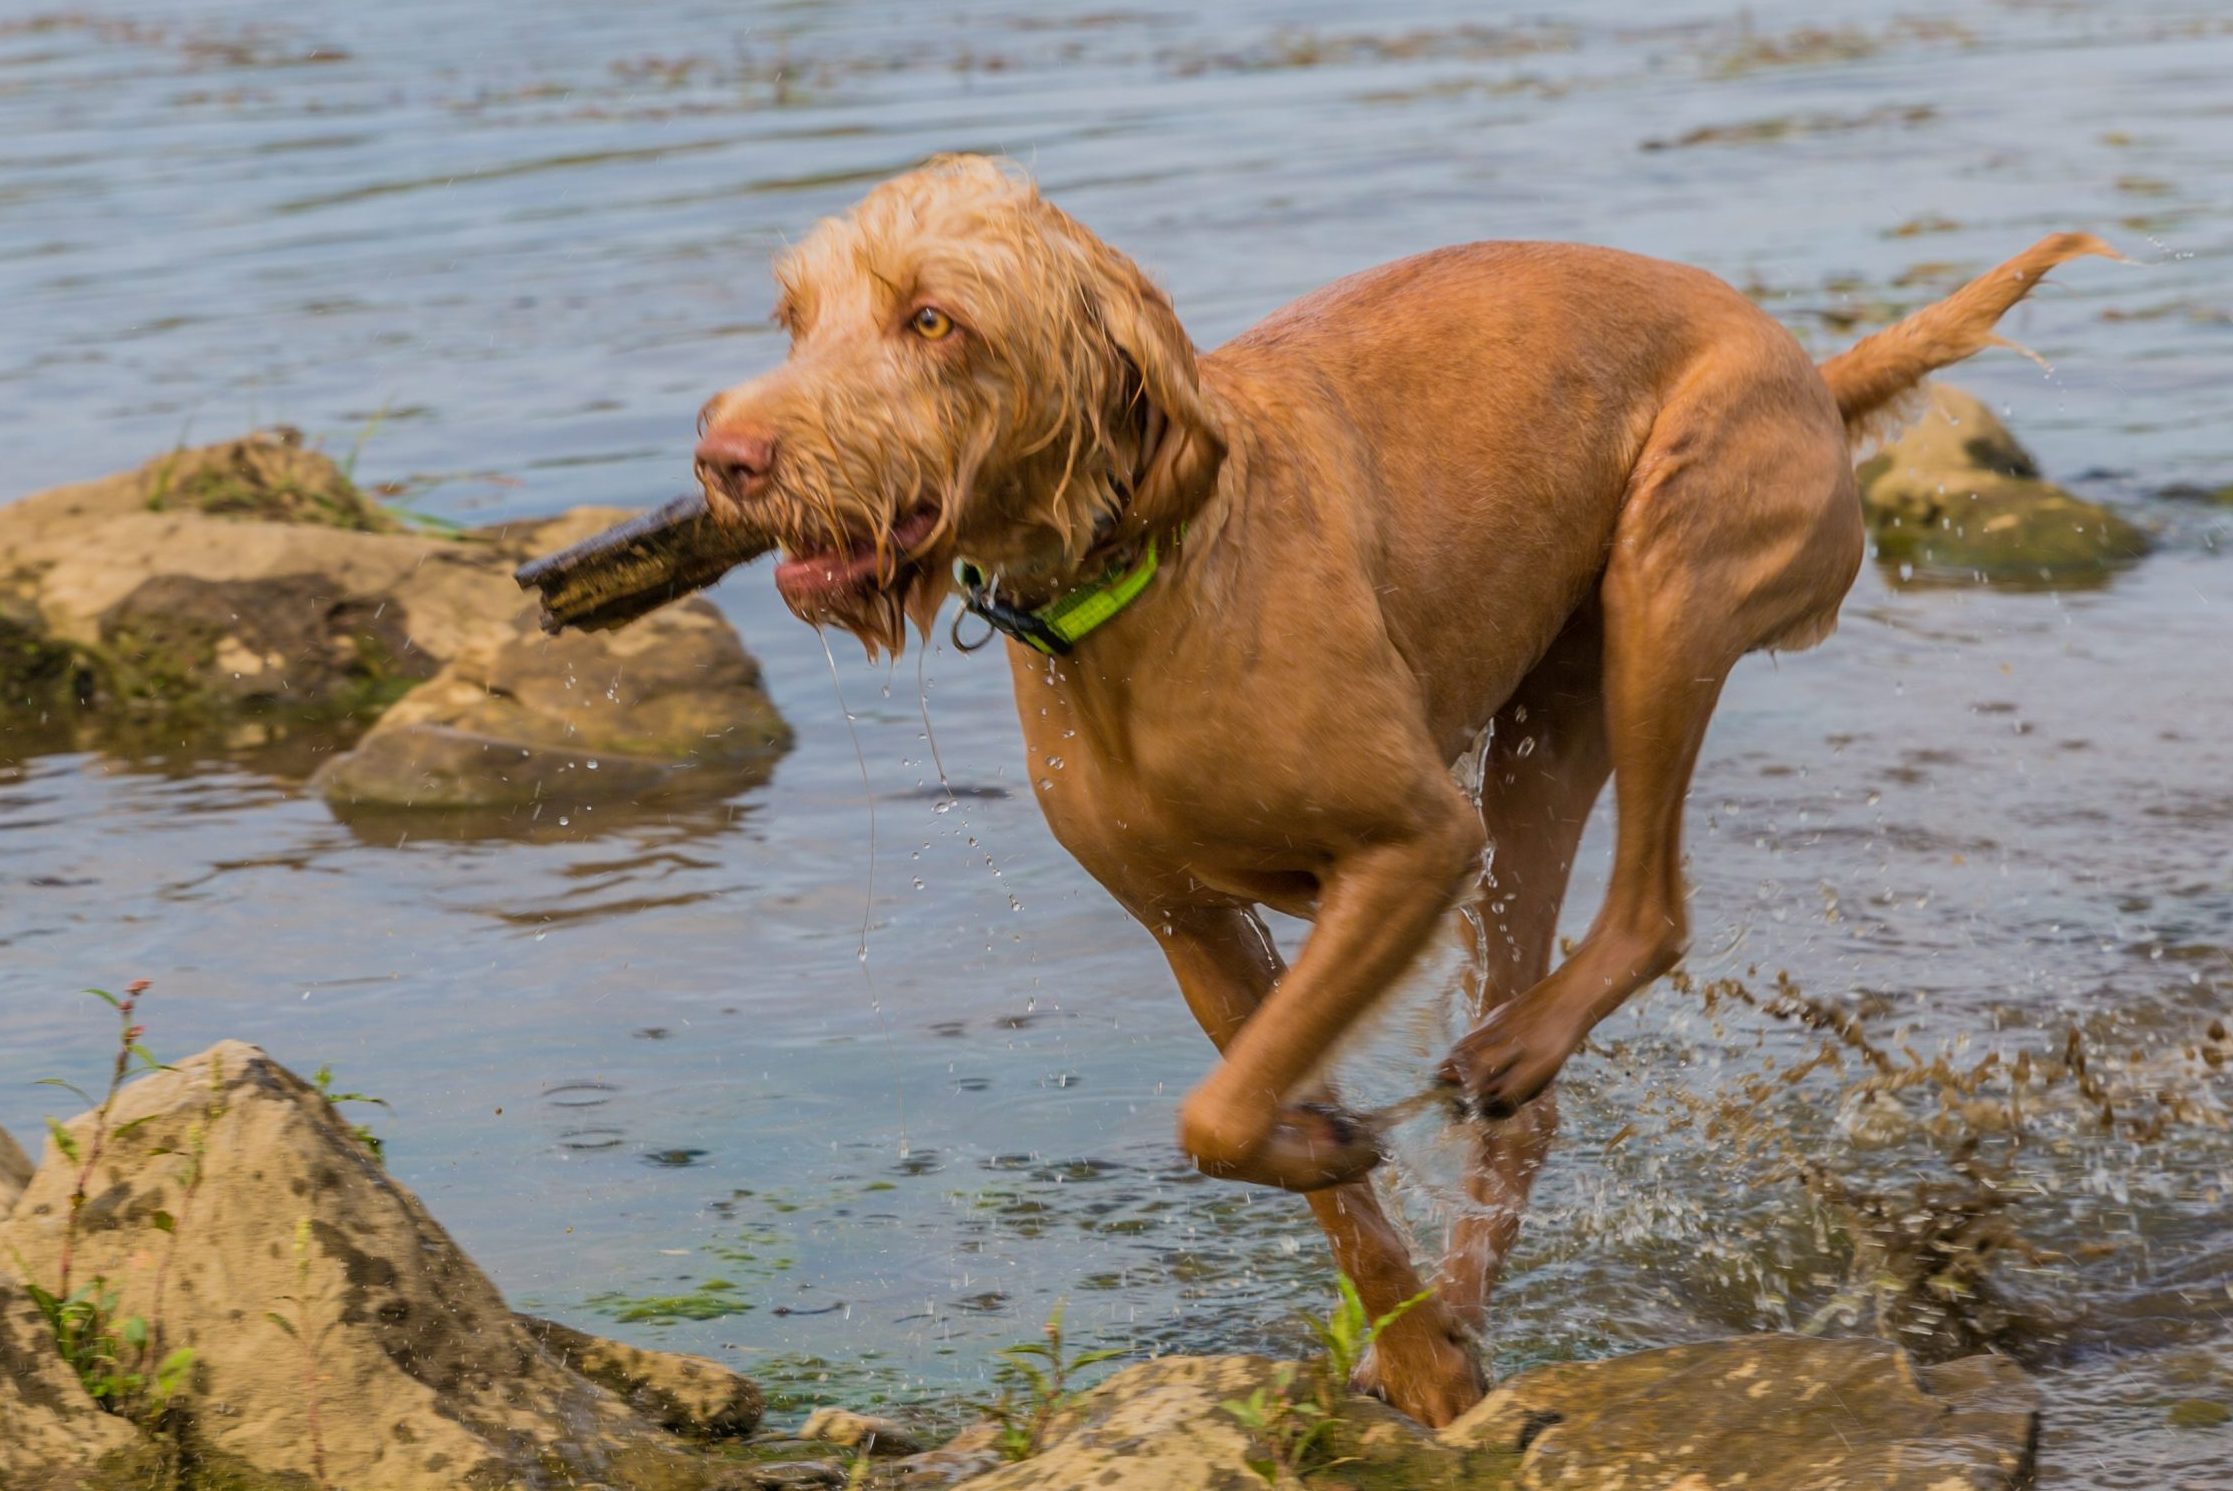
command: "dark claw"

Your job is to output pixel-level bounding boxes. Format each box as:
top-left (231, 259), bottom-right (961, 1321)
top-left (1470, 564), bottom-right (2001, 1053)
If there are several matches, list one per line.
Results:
top-left (1292, 1100), bottom-right (1384, 1157)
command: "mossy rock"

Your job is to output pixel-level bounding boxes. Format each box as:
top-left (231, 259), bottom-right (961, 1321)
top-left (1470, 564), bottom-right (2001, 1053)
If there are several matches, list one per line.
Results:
top-left (95, 572), bottom-right (435, 722)
top-left (1858, 384), bottom-right (2151, 586)
top-left (1865, 468), bottom-right (2152, 585)
top-left (138, 428), bottom-right (400, 533)
top-left (0, 593), bottom-right (101, 719)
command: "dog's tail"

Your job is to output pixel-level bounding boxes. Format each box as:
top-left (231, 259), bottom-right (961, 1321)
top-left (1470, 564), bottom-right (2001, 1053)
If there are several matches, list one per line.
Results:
top-left (1816, 232), bottom-right (2121, 448)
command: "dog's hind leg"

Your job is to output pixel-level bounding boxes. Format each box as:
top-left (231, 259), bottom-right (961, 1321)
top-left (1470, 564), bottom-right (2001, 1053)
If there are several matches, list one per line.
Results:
top-left (1148, 905), bottom-right (1485, 1427)
top-left (1440, 364), bottom-right (1861, 1120)
top-left (1434, 609), bottom-right (1611, 1335)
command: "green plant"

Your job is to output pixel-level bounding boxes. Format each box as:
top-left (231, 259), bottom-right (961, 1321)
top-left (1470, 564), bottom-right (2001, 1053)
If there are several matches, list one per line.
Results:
top-left (1220, 1274), bottom-right (1433, 1485)
top-left (312, 1063), bottom-right (389, 1163)
top-left (20, 1278), bottom-right (196, 1410)
top-left (20, 980), bottom-right (198, 1420)
top-left (1223, 1362), bottom-right (1335, 1486)
top-left (338, 405), bottom-right (388, 485)
top-left (36, 982), bottom-right (168, 1295)
top-left (986, 1303), bottom-right (1126, 1461)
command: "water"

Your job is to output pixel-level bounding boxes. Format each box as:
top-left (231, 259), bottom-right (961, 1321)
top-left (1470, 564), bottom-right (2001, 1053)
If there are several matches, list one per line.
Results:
top-left (3, 0), bottom-right (2230, 1480)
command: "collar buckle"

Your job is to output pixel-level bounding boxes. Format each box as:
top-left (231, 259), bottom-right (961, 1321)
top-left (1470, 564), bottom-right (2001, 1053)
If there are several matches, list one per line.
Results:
top-left (953, 564), bottom-right (1073, 655)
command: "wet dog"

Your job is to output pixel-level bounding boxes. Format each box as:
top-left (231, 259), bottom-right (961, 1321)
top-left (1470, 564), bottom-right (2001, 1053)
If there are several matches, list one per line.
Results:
top-left (684, 155), bottom-right (2110, 1423)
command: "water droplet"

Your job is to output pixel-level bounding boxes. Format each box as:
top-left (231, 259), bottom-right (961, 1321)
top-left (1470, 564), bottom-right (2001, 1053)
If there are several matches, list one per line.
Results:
top-left (557, 815), bottom-right (570, 826)
top-left (934, 799), bottom-right (955, 814)
top-left (1046, 756), bottom-right (1064, 770)
top-left (586, 760), bottom-right (599, 770)
top-left (1038, 778), bottom-right (1053, 791)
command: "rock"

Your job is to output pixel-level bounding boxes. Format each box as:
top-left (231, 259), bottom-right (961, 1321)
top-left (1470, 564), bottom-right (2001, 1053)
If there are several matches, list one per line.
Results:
top-left (1, 438), bottom-right (791, 805)
top-left (1444, 1334), bottom-right (2039, 1490)
top-left (956, 1337), bottom-right (2038, 1490)
top-left (799, 1406), bottom-right (925, 1456)
top-left (1, 432), bottom-right (496, 727)
top-left (521, 1313), bottom-right (764, 1439)
top-left (311, 595), bottom-right (790, 812)
top-left (886, 1423), bottom-right (1007, 1487)
top-left (954, 1355), bottom-right (1444, 1491)
top-left (0, 1123), bottom-right (30, 1220)
top-left (0, 1040), bottom-right (759, 1490)
top-left (2156, 480), bottom-right (2233, 506)
top-left (1857, 383), bottom-right (2150, 584)
top-left (0, 1273), bottom-right (151, 1489)
top-left (750, 1462), bottom-right (847, 1489)
top-left (2167, 1397), bottom-right (2230, 1429)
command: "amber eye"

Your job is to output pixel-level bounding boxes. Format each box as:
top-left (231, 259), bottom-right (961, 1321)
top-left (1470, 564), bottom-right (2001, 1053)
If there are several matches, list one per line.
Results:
top-left (909, 305), bottom-right (954, 341)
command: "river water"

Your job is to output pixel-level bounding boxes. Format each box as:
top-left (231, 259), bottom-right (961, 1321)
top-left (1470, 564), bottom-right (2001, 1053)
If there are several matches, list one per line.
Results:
top-left (3, 1), bottom-right (2229, 1482)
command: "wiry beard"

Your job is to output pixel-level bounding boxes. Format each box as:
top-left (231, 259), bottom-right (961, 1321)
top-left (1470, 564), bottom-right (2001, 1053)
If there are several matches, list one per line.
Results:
top-left (734, 420), bottom-right (991, 660)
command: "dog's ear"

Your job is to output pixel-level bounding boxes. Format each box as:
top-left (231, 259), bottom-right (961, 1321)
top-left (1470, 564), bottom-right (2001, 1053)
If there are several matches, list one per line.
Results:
top-left (1074, 236), bottom-right (1227, 540)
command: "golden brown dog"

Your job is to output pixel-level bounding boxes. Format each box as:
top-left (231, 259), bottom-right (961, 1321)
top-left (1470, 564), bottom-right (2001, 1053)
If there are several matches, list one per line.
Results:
top-left (692, 154), bottom-right (2110, 1425)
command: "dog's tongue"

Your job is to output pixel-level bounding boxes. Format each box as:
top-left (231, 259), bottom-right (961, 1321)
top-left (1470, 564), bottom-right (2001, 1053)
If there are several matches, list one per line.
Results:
top-left (774, 510), bottom-right (938, 605)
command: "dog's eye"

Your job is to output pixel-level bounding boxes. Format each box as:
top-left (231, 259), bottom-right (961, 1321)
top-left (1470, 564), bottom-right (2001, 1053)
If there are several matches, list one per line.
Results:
top-left (909, 306), bottom-right (955, 341)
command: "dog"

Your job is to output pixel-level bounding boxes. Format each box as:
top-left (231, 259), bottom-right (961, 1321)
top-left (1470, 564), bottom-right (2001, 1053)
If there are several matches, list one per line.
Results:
top-left (687, 154), bottom-right (2110, 1425)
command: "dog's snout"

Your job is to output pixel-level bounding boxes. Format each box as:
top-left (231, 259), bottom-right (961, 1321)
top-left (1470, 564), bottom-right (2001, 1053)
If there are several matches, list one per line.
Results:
top-left (694, 426), bottom-right (778, 503)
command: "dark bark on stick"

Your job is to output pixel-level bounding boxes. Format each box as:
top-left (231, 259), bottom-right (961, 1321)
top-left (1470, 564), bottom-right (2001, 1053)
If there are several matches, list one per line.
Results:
top-left (512, 494), bottom-right (771, 633)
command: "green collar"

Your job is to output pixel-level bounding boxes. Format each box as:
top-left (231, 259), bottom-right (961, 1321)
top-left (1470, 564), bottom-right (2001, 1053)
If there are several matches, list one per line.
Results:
top-left (953, 534), bottom-right (1167, 656)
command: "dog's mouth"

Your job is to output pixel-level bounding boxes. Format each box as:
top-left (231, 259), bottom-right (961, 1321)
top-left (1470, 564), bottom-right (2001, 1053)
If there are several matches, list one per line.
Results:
top-left (772, 505), bottom-right (943, 609)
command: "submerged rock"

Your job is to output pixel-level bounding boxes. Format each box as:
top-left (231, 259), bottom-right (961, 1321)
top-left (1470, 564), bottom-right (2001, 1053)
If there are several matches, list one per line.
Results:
top-left (1, 436), bottom-right (790, 811)
top-left (799, 1406), bottom-right (925, 1456)
top-left (956, 1336), bottom-right (2037, 1490)
top-left (0, 1041), bottom-right (763, 1490)
top-left (1858, 383), bottom-right (2150, 585)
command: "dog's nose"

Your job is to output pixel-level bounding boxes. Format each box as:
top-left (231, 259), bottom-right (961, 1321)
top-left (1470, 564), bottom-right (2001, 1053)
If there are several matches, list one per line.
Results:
top-left (694, 427), bottom-right (777, 504)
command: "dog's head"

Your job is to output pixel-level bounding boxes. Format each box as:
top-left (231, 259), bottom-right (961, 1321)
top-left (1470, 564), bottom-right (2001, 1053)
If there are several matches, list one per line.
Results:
top-left (695, 155), bottom-right (1225, 655)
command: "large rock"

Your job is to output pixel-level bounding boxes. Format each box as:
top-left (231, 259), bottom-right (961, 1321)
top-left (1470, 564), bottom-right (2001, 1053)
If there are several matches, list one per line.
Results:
top-left (0, 1041), bottom-right (762, 1490)
top-left (311, 593), bottom-right (790, 812)
top-left (959, 1336), bottom-right (2037, 1490)
top-left (0, 1274), bottom-right (150, 1490)
top-left (1, 436), bottom-right (790, 807)
top-left (1444, 1333), bottom-right (2038, 1490)
top-left (1858, 383), bottom-right (2149, 584)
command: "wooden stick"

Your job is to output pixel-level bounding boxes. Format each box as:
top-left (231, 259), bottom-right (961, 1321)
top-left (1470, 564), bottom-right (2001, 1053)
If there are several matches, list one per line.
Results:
top-left (512, 494), bottom-right (771, 633)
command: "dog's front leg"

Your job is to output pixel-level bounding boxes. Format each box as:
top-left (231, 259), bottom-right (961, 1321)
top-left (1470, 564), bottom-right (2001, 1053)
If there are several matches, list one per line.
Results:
top-left (1149, 902), bottom-right (1485, 1427)
top-left (1175, 819), bottom-right (1481, 1193)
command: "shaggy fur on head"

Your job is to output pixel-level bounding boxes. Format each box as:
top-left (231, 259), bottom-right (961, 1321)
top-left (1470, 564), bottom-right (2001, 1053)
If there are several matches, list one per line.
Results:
top-left (699, 155), bottom-right (1224, 656)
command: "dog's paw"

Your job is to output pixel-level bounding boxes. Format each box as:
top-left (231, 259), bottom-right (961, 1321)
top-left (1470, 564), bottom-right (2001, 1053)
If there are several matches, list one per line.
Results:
top-left (1437, 995), bottom-right (1590, 1120)
top-left (1190, 1101), bottom-right (1385, 1192)
top-left (1351, 1306), bottom-right (1484, 1428)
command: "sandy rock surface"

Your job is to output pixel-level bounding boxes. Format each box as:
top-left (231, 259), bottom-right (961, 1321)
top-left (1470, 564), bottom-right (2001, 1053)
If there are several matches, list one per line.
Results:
top-left (953, 1335), bottom-right (2037, 1490)
top-left (0, 1123), bottom-right (30, 1220)
top-left (0, 1041), bottom-right (763, 1490)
